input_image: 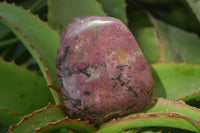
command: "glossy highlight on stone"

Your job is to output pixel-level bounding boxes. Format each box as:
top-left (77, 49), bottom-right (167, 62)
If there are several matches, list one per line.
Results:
top-left (56, 16), bottom-right (154, 124)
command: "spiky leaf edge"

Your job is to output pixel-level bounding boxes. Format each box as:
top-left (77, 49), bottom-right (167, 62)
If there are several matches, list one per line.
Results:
top-left (0, 2), bottom-right (60, 103)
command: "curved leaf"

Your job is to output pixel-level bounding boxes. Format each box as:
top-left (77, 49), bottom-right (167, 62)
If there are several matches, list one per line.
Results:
top-left (128, 98), bottom-right (200, 132)
top-left (9, 104), bottom-right (67, 133)
top-left (181, 92), bottom-right (200, 108)
top-left (142, 98), bottom-right (200, 122)
top-left (35, 118), bottom-right (96, 133)
top-left (140, 1), bottom-right (200, 34)
top-left (151, 63), bottom-right (200, 101)
top-left (48, 0), bottom-right (106, 33)
top-left (0, 108), bottom-right (21, 126)
top-left (0, 2), bottom-right (60, 103)
top-left (0, 59), bottom-right (54, 115)
top-left (149, 14), bottom-right (200, 63)
top-left (97, 112), bottom-right (200, 133)
top-left (97, 0), bottom-right (128, 24)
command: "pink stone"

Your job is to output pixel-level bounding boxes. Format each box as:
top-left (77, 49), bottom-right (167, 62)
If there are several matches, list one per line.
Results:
top-left (56, 16), bottom-right (153, 124)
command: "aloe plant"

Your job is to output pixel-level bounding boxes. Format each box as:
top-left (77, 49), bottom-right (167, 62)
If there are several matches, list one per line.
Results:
top-left (0, 0), bottom-right (200, 132)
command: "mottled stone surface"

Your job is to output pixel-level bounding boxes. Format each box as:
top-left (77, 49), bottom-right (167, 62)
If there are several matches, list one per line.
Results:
top-left (56, 16), bottom-right (153, 124)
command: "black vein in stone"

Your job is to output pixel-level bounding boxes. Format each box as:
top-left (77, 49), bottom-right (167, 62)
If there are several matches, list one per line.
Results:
top-left (84, 91), bottom-right (90, 95)
top-left (59, 73), bottom-right (82, 108)
top-left (112, 65), bottom-right (138, 98)
top-left (127, 87), bottom-right (138, 98)
top-left (76, 65), bottom-right (91, 78)
top-left (56, 46), bottom-right (70, 71)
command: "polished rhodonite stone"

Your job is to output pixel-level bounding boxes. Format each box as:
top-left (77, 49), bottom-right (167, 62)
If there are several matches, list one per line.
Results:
top-left (56, 16), bottom-right (153, 124)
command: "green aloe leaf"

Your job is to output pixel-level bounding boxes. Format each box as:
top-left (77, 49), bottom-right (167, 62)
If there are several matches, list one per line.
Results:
top-left (149, 14), bottom-right (200, 63)
top-left (133, 27), bottom-right (161, 64)
top-left (9, 104), bottom-right (67, 133)
top-left (35, 118), bottom-right (96, 133)
top-left (97, 98), bottom-right (200, 132)
top-left (187, 0), bottom-right (200, 21)
top-left (127, 11), bottom-right (160, 64)
top-left (97, 112), bottom-right (200, 133)
top-left (97, 0), bottom-right (128, 24)
top-left (181, 92), bottom-right (200, 108)
top-left (142, 98), bottom-right (200, 121)
top-left (126, 98), bottom-right (200, 133)
top-left (0, 108), bottom-right (21, 126)
top-left (0, 2), bottom-right (60, 84)
top-left (0, 0), bottom-right (47, 48)
top-left (0, 59), bottom-right (54, 115)
top-left (48, 0), bottom-right (106, 33)
top-left (151, 63), bottom-right (200, 100)
top-left (151, 63), bottom-right (200, 101)
top-left (0, 2), bottom-right (60, 103)
top-left (138, 1), bottom-right (200, 34)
